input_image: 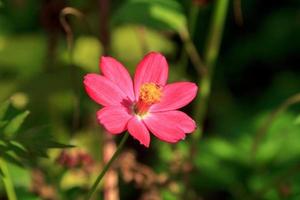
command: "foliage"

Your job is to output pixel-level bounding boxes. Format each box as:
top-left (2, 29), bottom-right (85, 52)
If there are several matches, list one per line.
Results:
top-left (0, 101), bottom-right (71, 169)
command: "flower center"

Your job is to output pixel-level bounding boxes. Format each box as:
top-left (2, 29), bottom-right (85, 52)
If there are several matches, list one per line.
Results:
top-left (134, 83), bottom-right (162, 117)
top-left (139, 83), bottom-right (162, 105)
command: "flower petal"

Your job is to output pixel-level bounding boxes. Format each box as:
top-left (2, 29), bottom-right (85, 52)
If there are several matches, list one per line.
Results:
top-left (153, 110), bottom-right (196, 133)
top-left (84, 74), bottom-right (131, 106)
top-left (144, 111), bottom-right (194, 143)
top-left (150, 82), bottom-right (198, 112)
top-left (128, 117), bottom-right (150, 147)
top-left (134, 52), bottom-right (168, 100)
top-left (100, 56), bottom-right (135, 101)
top-left (97, 106), bottom-right (132, 134)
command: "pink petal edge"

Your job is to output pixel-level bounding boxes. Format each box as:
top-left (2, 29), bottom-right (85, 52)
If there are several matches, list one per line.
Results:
top-left (97, 106), bottom-right (132, 134)
top-left (128, 117), bottom-right (150, 147)
top-left (150, 82), bottom-right (198, 112)
top-left (100, 56), bottom-right (135, 101)
top-left (84, 74), bottom-right (129, 106)
top-left (143, 111), bottom-right (193, 143)
top-left (134, 52), bottom-right (169, 101)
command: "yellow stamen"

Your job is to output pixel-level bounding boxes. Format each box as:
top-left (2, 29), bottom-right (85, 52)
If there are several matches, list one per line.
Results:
top-left (134, 83), bottom-right (162, 117)
top-left (139, 83), bottom-right (162, 105)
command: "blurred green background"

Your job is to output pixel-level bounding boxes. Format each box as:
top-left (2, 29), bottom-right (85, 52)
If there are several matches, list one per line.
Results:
top-left (0, 0), bottom-right (300, 199)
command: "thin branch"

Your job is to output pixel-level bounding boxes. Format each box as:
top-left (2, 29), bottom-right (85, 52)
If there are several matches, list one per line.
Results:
top-left (251, 93), bottom-right (300, 159)
top-left (193, 0), bottom-right (229, 140)
top-left (59, 7), bottom-right (86, 132)
top-left (179, 29), bottom-right (207, 77)
top-left (233, 0), bottom-right (243, 26)
top-left (85, 132), bottom-right (129, 200)
top-left (60, 7), bottom-right (85, 52)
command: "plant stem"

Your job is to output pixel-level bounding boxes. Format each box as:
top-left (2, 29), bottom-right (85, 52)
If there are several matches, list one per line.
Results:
top-left (85, 132), bottom-right (129, 200)
top-left (180, 29), bottom-right (206, 77)
top-left (0, 159), bottom-right (17, 200)
top-left (60, 7), bottom-right (87, 132)
top-left (178, 2), bottom-right (201, 79)
top-left (251, 93), bottom-right (300, 159)
top-left (188, 3), bottom-right (200, 38)
top-left (193, 0), bottom-right (229, 139)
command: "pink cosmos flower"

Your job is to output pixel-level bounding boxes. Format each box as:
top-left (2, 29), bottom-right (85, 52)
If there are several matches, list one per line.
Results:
top-left (84, 52), bottom-right (198, 147)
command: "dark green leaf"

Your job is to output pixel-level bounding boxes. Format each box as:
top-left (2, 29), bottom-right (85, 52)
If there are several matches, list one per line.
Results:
top-left (113, 0), bottom-right (187, 32)
top-left (0, 100), bottom-right (10, 120)
top-left (4, 110), bottom-right (29, 138)
top-left (7, 141), bottom-right (28, 157)
top-left (1, 152), bottom-right (24, 168)
top-left (0, 167), bottom-right (4, 177)
top-left (0, 120), bottom-right (8, 128)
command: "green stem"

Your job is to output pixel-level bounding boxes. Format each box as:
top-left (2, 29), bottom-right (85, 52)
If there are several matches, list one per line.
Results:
top-left (177, 2), bottom-right (200, 78)
top-left (188, 3), bottom-right (200, 38)
top-left (193, 0), bottom-right (229, 139)
top-left (180, 29), bottom-right (206, 77)
top-left (251, 93), bottom-right (300, 160)
top-left (0, 159), bottom-right (17, 200)
top-left (60, 7), bottom-right (85, 132)
top-left (85, 132), bottom-right (129, 200)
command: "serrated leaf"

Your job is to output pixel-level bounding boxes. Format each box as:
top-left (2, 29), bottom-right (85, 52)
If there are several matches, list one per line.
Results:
top-left (7, 141), bottom-right (28, 157)
top-left (0, 100), bottom-right (10, 120)
top-left (2, 152), bottom-right (24, 168)
top-left (15, 127), bottom-right (73, 161)
top-left (4, 110), bottom-right (29, 138)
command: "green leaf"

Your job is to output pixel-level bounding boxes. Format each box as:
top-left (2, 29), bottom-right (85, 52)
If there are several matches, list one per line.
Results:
top-left (0, 120), bottom-right (8, 128)
top-left (0, 167), bottom-right (4, 177)
top-left (72, 36), bottom-right (103, 72)
top-left (14, 126), bottom-right (73, 163)
top-left (0, 100), bottom-right (10, 120)
top-left (113, 0), bottom-right (187, 32)
top-left (2, 152), bottom-right (23, 168)
top-left (0, 34), bottom-right (47, 78)
top-left (294, 114), bottom-right (300, 125)
top-left (111, 25), bottom-right (176, 71)
top-left (7, 141), bottom-right (28, 157)
top-left (4, 110), bottom-right (29, 138)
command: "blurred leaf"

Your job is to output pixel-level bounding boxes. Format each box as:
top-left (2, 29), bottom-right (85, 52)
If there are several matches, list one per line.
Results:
top-left (206, 138), bottom-right (237, 161)
top-left (158, 143), bottom-right (173, 162)
top-left (0, 100), bottom-right (9, 120)
top-left (0, 34), bottom-right (46, 78)
top-left (60, 170), bottom-right (89, 189)
top-left (0, 120), bottom-right (8, 128)
top-left (113, 0), bottom-right (187, 32)
top-left (111, 25), bottom-right (176, 71)
top-left (8, 162), bottom-right (30, 188)
top-left (0, 139), bottom-right (6, 150)
top-left (161, 189), bottom-right (178, 200)
top-left (0, 167), bottom-right (3, 177)
top-left (15, 126), bottom-right (73, 162)
top-left (72, 36), bottom-right (103, 72)
top-left (294, 114), bottom-right (300, 125)
top-left (7, 141), bottom-right (28, 157)
top-left (4, 110), bottom-right (29, 138)
top-left (2, 152), bottom-right (23, 167)
top-left (256, 112), bottom-right (300, 165)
